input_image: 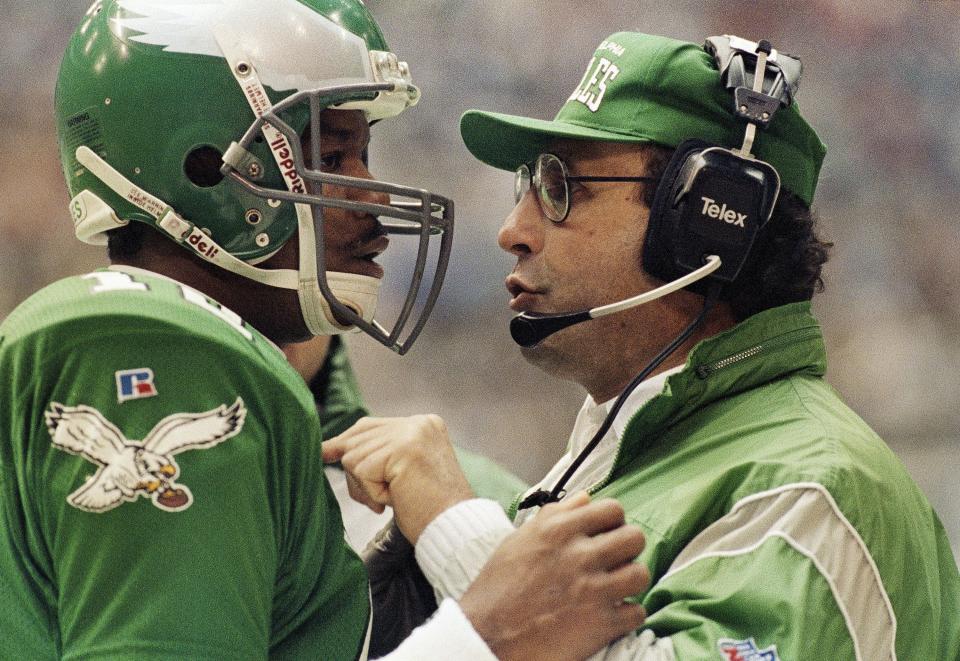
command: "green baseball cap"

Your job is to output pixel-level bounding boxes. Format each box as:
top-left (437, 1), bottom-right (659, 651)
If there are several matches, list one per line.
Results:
top-left (460, 32), bottom-right (826, 206)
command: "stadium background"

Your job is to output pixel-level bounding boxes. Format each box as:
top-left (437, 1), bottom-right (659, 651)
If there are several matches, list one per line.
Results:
top-left (2, 1), bottom-right (958, 563)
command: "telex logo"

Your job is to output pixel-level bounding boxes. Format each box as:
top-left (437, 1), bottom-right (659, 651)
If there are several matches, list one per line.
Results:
top-left (116, 368), bottom-right (158, 403)
top-left (717, 637), bottom-right (779, 661)
top-left (701, 197), bottom-right (747, 227)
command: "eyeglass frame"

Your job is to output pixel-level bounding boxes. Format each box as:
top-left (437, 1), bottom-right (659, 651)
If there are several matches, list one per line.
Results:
top-left (515, 152), bottom-right (659, 223)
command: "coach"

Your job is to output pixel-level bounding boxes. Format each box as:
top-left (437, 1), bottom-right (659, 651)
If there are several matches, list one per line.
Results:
top-left (325, 32), bottom-right (960, 659)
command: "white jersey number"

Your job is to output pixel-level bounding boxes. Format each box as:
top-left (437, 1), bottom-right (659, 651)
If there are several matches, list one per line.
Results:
top-left (84, 272), bottom-right (253, 340)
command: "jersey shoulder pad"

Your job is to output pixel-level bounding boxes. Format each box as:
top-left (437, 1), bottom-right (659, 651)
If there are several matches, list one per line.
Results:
top-left (1, 271), bottom-right (308, 407)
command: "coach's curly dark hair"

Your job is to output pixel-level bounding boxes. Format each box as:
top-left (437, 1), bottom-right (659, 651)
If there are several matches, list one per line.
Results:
top-left (638, 144), bottom-right (832, 321)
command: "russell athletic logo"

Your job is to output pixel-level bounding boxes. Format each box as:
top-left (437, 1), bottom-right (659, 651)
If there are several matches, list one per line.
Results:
top-left (701, 197), bottom-right (747, 227)
top-left (45, 399), bottom-right (246, 513)
top-left (116, 368), bottom-right (158, 403)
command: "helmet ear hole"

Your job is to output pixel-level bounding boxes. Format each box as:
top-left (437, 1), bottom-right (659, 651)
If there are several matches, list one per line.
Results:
top-left (184, 145), bottom-right (225, 188)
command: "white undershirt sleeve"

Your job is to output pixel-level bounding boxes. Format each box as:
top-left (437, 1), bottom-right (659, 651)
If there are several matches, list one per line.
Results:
top-left (414, 498), bottom-right (515, 600)
top-left (407, 499), bottom-right (680, 660)
top-left (375, 598), bottom-right (498, 660)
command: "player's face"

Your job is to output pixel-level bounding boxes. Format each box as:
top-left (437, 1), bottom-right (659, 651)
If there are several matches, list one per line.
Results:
top-left (306, 110), bottom-right (390, 280)
top-left (497, 140), bottom-right (693, 401)
top-left (255, 109), bottom-right (389, 343)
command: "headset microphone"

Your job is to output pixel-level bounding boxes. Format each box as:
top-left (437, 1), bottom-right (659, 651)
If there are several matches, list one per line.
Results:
top-left (510, 311), bottom-right (589, 348)
top-left (510, 255), bottom-right (722, 348)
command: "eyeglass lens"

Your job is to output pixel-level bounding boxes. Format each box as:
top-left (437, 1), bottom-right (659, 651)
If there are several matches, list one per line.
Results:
top-left (514, 164), bottom-right (531, 205)
top-left (513, 154), bottom-right (569, 222)
top-left (536, 154), bottom-right (568, 221)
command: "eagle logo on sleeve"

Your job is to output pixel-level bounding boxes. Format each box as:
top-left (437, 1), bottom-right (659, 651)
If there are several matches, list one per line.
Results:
top-left (45, 399), bottom-right (247, 513)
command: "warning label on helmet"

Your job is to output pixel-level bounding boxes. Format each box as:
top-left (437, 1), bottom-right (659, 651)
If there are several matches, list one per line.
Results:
top-left (63, 108), bottom-right (105, 176)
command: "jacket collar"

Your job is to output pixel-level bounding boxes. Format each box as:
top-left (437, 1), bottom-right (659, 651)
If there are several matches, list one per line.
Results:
top-left (614, 301), bottom-right (826, 472)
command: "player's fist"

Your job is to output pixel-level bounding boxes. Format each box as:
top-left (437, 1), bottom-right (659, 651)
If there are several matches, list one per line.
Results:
top-left (322, 415), bottom-right (474, 542)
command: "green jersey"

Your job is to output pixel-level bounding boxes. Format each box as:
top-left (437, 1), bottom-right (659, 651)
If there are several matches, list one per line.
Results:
top-left (0, 268), bottom-right (370, 660)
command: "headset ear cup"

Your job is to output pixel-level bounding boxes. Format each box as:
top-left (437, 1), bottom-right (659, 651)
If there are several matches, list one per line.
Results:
top-left (642, 139), bottom-right (714, 284)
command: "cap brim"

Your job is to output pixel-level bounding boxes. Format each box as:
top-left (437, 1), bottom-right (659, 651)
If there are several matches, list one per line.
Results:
top-left (460, 110), bottom-right (653, 172)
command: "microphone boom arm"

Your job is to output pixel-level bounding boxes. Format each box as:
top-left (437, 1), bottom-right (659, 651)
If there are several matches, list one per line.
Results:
top-left (592, 254), bottom-right (721, 317)
top-left (510, 255), bottom-right (722, 348)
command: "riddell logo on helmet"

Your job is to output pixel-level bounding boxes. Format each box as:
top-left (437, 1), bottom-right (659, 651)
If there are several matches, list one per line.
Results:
top-left (270, 136), bottom-right (307, 194)
top-left (187, 231), bottom-right (219, 259)
top-left (700, 197), bottom-right (746, 227)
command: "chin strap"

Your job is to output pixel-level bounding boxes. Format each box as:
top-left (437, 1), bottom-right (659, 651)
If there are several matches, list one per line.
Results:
top-left (72, 145), bottom-right (380, 334)
top-left (295, 200), bottom-right (381, 335)
top-left (73, 146), bottom-right (298, 289)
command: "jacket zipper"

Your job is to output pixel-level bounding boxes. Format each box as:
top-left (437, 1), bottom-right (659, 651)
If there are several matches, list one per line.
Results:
top-left (695, 345), bottom-right (764, 378)
top-left (508, 326), bottom-right (821, 517)
top-left (694, 327), bottom-right (820, 379)
top-left (585, 326), bottom-right (821, 498)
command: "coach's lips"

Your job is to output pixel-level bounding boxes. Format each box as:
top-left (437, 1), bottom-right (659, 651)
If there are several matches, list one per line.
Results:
top-left (506, 276), bottom-right (544, 311)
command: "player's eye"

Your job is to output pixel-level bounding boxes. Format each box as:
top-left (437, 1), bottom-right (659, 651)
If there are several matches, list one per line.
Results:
top-left (319, 153), bottom-right (343, 172)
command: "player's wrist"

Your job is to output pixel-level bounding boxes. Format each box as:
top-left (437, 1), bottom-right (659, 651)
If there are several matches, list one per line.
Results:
top-left (394, 484), bottom-right (475, 543)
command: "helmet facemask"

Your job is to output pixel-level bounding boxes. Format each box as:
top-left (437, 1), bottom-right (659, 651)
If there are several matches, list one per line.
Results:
top-left (222, 84), bottom-right (454, 354)
top-left (59, 0), bottom-right (454, 355)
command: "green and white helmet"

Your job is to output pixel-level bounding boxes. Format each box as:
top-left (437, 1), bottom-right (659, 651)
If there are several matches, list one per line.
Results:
top-left (56, 0), bottom-right (453, 354)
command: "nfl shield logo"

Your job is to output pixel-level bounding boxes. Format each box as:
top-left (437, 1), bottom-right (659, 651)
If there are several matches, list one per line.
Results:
top-left (718, 637), bottom-right (779, 661)
top-left (116, 368), bottom-right (158, 403)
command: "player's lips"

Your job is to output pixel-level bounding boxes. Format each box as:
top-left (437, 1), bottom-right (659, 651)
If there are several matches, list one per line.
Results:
top-left (506, 275), bottom-right (545, 311)
top-left (352, 235), bottom-right (389, 279)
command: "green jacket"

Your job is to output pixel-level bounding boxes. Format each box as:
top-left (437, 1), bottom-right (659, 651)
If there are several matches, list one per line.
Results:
top-left (589, 302), bottom-right (958, 659)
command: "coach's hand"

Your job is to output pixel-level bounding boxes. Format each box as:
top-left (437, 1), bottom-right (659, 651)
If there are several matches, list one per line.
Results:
top-left (460, 492), bottom-right (649, 661)
top-left (321, 414), bottom-right (474, 543)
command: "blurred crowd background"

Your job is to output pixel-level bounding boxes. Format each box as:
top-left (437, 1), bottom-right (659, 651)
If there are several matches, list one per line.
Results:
top-left (2, 1), bottom-right (958, 561)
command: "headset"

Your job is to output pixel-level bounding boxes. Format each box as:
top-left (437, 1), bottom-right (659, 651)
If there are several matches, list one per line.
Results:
top-left (511, 36), bottom-right (802, 349)
top-left (641, 35), bottom-right (802, 289)
top-left (516, 35), bottom-right (804, 510)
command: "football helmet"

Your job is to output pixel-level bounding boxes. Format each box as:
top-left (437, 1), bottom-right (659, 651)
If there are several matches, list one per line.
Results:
top-left (55, 0), bottom-right (453, 354)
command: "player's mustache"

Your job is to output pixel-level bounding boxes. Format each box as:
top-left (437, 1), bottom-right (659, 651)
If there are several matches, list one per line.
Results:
top-left (348, 222), bottom-right (388, 251)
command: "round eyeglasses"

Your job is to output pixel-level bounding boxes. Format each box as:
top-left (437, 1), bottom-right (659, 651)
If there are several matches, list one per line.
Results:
top-left (514, 152), bottom-right (659, 223)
